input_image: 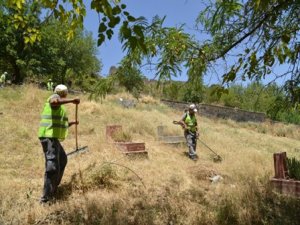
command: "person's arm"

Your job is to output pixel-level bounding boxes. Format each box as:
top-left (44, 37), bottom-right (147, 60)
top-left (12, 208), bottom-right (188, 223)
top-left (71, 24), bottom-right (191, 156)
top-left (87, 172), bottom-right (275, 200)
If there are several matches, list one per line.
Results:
top-left (50, 97), bottom-right (80, 107)
top-left (68, 121), bottom-right (79, 127)
top-left (49, 95), bottom-right (80, 126)
top-left (178, 113), bottom-right (187, 130)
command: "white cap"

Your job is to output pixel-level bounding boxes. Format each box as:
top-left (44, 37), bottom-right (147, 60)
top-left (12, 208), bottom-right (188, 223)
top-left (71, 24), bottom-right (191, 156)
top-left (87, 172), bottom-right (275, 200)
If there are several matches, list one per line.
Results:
top-left (4, 72), bottom-right (7, 74)
top-left (189, 104), bottom-right (197, 112)
top-left (54, 84), bottom-right (68, 96)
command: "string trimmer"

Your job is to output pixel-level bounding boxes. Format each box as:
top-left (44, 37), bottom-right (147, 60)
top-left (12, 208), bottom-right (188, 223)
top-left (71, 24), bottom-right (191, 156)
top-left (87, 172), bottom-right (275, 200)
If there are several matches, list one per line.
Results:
top-left (172, 120), bottom-right (222, 162)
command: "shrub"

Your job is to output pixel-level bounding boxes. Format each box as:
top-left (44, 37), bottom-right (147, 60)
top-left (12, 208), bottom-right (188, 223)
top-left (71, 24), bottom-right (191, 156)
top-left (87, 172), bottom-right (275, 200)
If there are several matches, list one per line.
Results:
top-left (287, 157), bottom-right (300, 180)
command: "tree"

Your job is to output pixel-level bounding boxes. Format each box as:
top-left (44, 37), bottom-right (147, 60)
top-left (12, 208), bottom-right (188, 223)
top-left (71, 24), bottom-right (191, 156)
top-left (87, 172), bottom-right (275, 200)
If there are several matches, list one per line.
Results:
top-left (6, 0), bottom-right (300, 105)
top-left (6, 0), bottom-right (148, 53)
top-left (115, 58), bottom-right (144, 94)
top-left (197, 0), bottom-right (300, 100)
top-left (37, 20), bottom-right (101, 86)
top-left (205, 84), bottom-right (224, 104)
top-left (0, 1), bottom-right (101, 84)
top-left (0, 0), bottom-right (42, 83)
top-left (161, 81), bottom-right (184, 101)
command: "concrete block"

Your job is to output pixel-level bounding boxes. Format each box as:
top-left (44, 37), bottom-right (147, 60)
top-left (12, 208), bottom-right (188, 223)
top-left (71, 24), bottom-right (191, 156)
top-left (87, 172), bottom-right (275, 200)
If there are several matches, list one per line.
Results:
top-left (271, 178), bottom-right (300, 198)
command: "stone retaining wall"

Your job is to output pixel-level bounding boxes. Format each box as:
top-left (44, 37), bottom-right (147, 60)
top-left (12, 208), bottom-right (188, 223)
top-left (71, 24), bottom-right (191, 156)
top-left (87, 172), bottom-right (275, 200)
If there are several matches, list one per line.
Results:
top-left (161, 99), bottom-right (266, 123)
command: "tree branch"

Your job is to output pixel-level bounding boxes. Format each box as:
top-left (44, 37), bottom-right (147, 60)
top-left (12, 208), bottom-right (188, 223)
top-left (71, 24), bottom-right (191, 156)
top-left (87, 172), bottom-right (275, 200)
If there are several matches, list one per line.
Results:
top-left (206, 2), bottom-right (290, 62)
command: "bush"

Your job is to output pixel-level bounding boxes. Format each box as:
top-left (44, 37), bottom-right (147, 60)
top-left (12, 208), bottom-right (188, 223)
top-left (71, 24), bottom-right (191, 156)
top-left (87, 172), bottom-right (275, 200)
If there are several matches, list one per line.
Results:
top-left (287, 157), bottom-right (300, 180)
top-left (277, 111), bottom-right (300, 125)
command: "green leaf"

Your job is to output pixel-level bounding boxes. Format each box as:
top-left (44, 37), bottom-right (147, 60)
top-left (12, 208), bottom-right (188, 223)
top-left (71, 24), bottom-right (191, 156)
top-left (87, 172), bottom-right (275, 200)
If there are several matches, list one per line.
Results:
top-left (108, 20), bottom-right (115, 28)
top-left (127, 15), bottom-right (136, 22)
top-left (227, 70), bottom-right (236, 81)
top-left (98, 33), bottom-right (105, 46)
top-left (16, 0), bottom-right (22, 9)
top-left (24, 36), bottom-right (30, 44)
top-left (98, 22), bottom-right (107, 32)
top-left (112, 6), bottom-right (121, 15)
top-left (53, 9), bottom-right (59, 18)
top-left (59, 4), bottom-right (65, 13)
top-left (30, 34), bottom-right (37, 43)
top-left (121, 4), bottom-right (126, 9)
top-left (114, 16), bottom-right (121, 25)
top-left (129, 36), bottom-right (137, 50)
top-left (106, 29), bottom-right (114, 39)
top-left (133, 25), bottom-right (143, 38)
top-left (281, 34), bottom-right (290, 44)
top-left (121, 26), bottom-right (131, 39)
top-left (91, 1), bottom-right (97, 9)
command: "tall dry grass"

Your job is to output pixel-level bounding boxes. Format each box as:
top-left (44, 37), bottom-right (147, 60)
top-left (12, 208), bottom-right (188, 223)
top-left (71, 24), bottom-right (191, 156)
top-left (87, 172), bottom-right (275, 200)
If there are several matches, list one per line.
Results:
top-left (0, 85), bottom-right (300, 225)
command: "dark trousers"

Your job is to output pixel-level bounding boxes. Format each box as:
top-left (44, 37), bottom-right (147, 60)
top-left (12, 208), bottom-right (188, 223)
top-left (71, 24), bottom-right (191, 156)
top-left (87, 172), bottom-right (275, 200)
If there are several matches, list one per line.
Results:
top-left (184, 131), bottom-right (197, 157)
top-left (39, 138), bottom-right (67, 201)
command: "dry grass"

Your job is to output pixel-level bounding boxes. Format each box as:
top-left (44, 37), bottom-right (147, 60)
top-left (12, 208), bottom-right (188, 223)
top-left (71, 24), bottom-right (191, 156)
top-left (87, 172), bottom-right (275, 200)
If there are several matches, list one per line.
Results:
top-left (0, 85), bottom-right (300, 225)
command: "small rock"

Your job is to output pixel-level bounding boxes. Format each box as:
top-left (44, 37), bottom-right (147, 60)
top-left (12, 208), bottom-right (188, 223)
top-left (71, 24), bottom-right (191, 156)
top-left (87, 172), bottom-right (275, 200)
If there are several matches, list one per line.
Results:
top-left (209, 175), bottom-right (223, 183)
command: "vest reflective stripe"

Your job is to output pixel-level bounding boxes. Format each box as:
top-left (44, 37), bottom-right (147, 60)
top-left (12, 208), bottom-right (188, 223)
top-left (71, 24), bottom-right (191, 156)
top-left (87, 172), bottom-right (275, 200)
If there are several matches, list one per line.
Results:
top-left (38, 97), bottom-right (68, 140)
top-left (40, 123), bottom-right (69, 128)
top-left (41, 115), bottom-right (68, 121)
top-left (184, 113), bottom-right (197, 132)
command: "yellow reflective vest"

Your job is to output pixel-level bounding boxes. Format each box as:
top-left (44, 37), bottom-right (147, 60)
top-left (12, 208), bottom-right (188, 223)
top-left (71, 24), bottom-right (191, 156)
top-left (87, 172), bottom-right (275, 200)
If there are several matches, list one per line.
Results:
top-left (184, 113), bottom-right (197, 132)
top-left (47, 81), bottom-right (53, 91)
top-left (38, 97), bottom-right (68, 140)
top-left (0, 74), bottom-right (5, 83)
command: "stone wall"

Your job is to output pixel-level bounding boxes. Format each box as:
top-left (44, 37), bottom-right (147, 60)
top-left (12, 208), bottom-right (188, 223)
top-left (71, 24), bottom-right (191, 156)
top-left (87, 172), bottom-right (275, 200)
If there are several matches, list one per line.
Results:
top-left (161, 99), bottom-right (189, 112)
top-left (161, 99), bottom-right (266, 123)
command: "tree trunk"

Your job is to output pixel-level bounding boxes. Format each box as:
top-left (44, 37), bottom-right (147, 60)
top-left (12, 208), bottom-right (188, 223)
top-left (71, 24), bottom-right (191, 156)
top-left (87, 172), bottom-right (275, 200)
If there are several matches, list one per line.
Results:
top-left (11, 62), bottom-right (22, 84)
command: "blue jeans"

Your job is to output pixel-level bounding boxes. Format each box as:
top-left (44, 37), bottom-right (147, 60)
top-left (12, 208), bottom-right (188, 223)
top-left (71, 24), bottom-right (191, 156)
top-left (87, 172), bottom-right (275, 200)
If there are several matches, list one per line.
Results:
top-left (39, 138), bottom-right (67, 201)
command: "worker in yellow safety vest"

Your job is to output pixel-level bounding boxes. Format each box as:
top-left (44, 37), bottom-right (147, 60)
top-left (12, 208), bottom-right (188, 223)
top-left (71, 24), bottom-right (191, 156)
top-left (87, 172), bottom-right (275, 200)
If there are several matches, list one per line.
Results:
top-left (0, 72), bottom-right (7, 88)
top-left (38, 84), bottom-right (80, 203)
top-left (178, 104), bottom-right (199, 161)
top-left (47, 79), bottom-right (54, 91)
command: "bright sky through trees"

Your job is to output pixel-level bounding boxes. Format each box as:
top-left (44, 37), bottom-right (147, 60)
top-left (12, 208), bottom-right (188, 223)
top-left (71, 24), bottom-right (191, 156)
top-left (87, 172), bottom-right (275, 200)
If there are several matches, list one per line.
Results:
top-left (83, 0), bottom-right (292, 87)
top-left (84, 0), bottom-right (203, 81)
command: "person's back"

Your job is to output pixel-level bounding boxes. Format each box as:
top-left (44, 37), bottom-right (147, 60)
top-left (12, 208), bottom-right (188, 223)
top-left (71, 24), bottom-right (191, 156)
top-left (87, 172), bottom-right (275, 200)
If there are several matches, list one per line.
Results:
top-left (47, 79), bottom-right (54, 91)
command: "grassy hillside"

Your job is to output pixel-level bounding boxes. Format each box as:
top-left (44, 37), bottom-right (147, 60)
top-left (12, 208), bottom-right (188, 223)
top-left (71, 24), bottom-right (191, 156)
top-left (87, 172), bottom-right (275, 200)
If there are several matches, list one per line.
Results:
top-left (0, 85), bottom-right (300, 225)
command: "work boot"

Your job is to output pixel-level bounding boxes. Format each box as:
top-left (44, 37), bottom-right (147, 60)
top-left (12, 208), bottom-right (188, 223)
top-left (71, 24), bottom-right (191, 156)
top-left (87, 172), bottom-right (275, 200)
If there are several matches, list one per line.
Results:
top-left (40, 192), bottom-right (55, 204)
top-left (189, 155), bottom-right (197, 161)
top-left (40, 196), bottom-right (49, 204)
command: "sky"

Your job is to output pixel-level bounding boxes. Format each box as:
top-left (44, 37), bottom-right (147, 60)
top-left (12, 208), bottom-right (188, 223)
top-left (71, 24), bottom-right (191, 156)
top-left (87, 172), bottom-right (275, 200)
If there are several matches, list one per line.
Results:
top-left (82, 0), bottom-right (290, 86)
top-left (83, 0), bottom-right (204, 81)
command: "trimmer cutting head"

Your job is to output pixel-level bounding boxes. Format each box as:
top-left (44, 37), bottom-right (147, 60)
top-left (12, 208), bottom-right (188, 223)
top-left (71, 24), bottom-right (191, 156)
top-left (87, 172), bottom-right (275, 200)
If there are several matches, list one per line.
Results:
top-left (213, 155), bottom-right (222, 163)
